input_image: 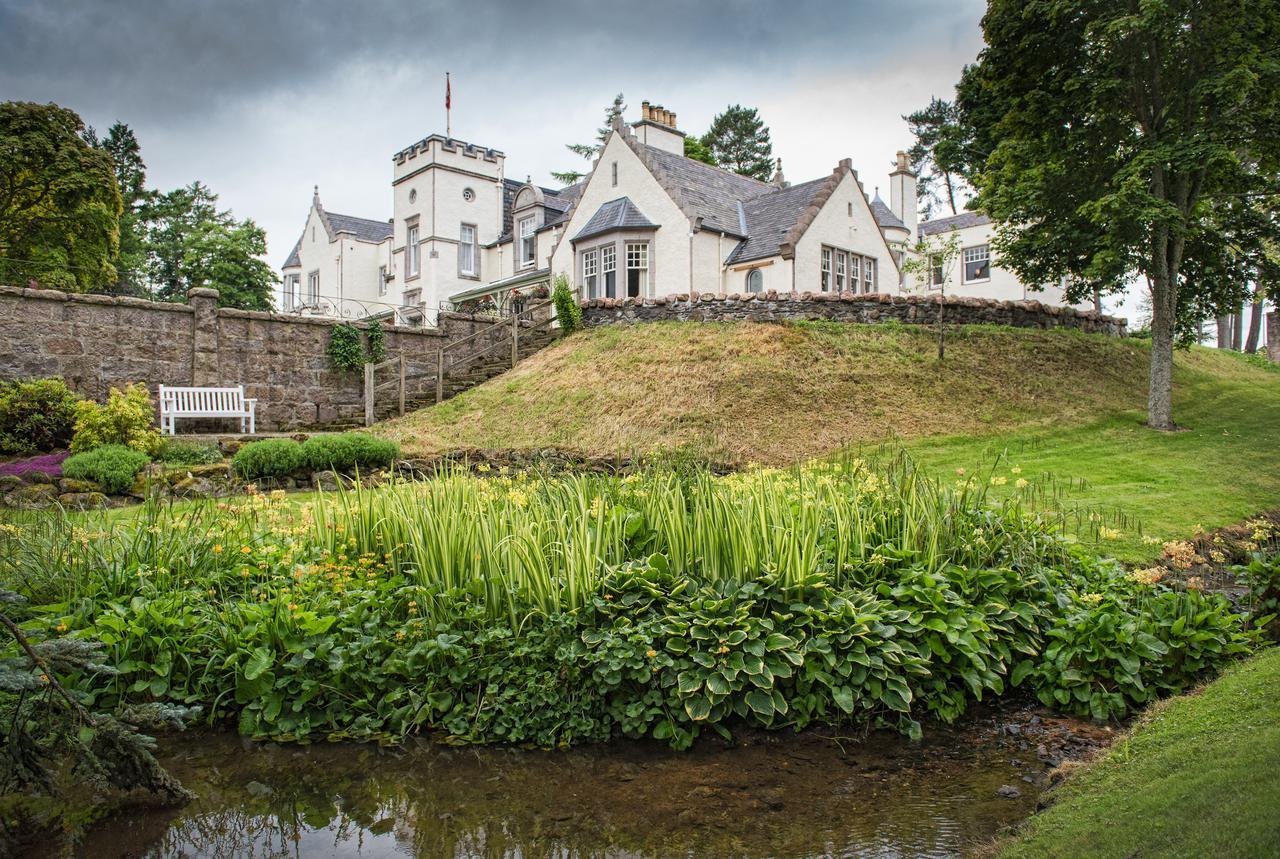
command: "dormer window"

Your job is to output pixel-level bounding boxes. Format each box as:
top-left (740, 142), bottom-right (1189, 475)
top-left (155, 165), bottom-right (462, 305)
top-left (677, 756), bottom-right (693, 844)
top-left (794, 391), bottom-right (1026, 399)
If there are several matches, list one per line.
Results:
top-left (518, 217), bottom-right (536, 268)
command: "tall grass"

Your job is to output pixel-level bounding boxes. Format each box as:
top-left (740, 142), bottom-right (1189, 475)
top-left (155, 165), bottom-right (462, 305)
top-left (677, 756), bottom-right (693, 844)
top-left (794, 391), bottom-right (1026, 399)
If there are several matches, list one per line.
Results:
top-left (304, 454), bottom-right (1062, 626)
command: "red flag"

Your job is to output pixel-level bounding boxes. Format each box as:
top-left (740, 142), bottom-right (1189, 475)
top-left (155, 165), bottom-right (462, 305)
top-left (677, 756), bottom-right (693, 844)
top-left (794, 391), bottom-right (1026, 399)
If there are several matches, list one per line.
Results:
top-left (445, 73), bottom-right (451, 110)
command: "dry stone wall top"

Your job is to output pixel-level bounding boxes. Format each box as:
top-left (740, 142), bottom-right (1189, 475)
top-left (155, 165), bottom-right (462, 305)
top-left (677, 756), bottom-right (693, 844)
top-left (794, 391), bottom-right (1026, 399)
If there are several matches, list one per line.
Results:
top-left (579, 290), bottom-right (1128, 337)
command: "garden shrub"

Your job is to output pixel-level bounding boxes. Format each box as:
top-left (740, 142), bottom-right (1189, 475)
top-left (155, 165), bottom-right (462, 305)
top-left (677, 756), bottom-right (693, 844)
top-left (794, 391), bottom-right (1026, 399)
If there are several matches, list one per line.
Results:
top-left (0, 377), bottom-right (80, 455)
top-left (231, 438), bottom-right (305, 480)
top-left (71, 383), bottom-right (161, 455)
top-left (62, 444), bottom-right (151, 494)
top-left (327, 324), bottom-right (367, 372)
top-left (551, 274), bottom-right (582, 334)
top-left (155, 440), bottom-right (223, 467)
top-left (301, 433), bottom-right (399, 473)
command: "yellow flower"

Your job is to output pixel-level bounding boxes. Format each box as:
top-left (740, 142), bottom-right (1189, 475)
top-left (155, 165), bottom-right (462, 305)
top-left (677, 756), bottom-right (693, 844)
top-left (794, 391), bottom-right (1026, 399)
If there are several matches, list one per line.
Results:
top-left (646, 649), bottom-right (657, 658)
top-left (241, 546), bottom-right (252, 555)
top-left (990, 475), bottom-right (1008, 486)
top-left (212, 544), bottom-right (224, 554)
top-left (1010, 466), bottom-right (1022, 475)
top-left (1099, 526), bottom-right (1123, 540)
top-left (55, 623), bottom-right (68, 633)
top-left (1015, 478), bottom-right (1029, 489)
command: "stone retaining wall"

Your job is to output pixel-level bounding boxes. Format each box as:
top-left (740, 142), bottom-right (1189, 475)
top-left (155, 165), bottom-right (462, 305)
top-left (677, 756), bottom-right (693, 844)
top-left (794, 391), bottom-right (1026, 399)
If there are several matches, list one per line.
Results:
top-left (0, 285), bottom-right (518, 430)
top-left (580, 291), bottom-right (1128, 337)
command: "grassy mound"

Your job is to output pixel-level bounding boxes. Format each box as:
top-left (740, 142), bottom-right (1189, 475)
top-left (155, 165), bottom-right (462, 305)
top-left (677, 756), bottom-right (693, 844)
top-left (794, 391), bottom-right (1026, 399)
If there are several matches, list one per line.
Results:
top-left (377, 322), bottom-right (1280, 558)
top-left (1001, 645), bottom-right (1280, 858)
top-left (377, 322), bottom-right (1263, 464)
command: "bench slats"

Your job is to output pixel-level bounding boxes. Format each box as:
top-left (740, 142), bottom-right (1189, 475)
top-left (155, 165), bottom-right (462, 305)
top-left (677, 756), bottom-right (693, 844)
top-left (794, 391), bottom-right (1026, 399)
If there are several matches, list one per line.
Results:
top-left (158, 385), bottom-right (256, 435)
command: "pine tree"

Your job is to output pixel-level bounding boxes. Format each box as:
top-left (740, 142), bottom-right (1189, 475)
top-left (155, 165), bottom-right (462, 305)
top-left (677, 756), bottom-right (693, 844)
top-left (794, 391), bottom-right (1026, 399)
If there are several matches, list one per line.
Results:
top-left (551, 93), bottom-right (626, 185)
top-left (96, 123), bottom-right (152, 296)
top-left (700, 105), bottom-right (773, 181)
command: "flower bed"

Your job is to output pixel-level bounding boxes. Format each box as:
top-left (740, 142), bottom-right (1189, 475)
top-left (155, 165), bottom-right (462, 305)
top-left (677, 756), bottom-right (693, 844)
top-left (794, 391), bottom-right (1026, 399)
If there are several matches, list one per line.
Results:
top-left (0, 458), bottom-right (1261, 749)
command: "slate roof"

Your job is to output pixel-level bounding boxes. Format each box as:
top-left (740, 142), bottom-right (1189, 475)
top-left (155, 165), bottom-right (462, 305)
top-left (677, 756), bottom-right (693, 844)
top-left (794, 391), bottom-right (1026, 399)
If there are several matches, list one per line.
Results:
top-left (870, 194), bottom-right (907, 231)
top-left (635, 142), bottom-right (773, 236)
top-left (495, 180), bottom-right (583, 243)
top-left (282, 237), bottom-right (302, 269)
top-left (325, 212), bottom-right (393, 243)
top-left (572, 197), bottom-right (658, 242)
top-left (724, 178), bottom-right (828, 265)
top-left (919, 210), bottom-right (990, 235)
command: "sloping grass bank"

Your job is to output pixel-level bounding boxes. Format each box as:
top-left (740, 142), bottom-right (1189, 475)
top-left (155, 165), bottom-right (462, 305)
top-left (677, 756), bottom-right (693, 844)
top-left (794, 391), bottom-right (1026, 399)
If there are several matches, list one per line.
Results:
top-left (379, 322), bottom-right (1167, 464)
top-left (1001, 646), bottom-right (1280, 858)
top-left (902, 350), bottom-right (1280, 562)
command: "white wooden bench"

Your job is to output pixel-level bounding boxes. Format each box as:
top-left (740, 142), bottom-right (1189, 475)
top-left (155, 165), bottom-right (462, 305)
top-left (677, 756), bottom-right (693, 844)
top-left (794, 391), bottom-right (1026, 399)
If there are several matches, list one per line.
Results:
top-left (158, 385), bottom-right (257, 435)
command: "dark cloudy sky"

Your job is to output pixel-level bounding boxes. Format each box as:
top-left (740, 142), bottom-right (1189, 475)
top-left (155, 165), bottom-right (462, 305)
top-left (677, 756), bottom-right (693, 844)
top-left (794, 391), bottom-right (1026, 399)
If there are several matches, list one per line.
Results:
top-left (1, 0), bottom-right (988, 269)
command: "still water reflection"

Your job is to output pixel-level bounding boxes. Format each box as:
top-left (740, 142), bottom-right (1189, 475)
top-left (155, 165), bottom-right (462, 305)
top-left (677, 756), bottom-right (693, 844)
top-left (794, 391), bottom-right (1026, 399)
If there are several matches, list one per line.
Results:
top-left (75, 720), bottom-right (1044, 858)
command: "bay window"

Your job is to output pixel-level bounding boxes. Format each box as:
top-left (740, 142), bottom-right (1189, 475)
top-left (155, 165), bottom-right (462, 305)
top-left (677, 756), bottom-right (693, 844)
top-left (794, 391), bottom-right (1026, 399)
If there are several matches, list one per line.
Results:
top-left (582, 249), bottom-right (598, 298)
top-left (601, 245), bottom-right (616, 298)
top-left (626, 242), bottom-right (648, 298)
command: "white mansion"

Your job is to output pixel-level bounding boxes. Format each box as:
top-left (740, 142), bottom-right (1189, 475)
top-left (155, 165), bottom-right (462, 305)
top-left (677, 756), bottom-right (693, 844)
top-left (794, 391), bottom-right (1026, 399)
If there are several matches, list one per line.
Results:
top-left (279, 101), bottom-right (1083, 323)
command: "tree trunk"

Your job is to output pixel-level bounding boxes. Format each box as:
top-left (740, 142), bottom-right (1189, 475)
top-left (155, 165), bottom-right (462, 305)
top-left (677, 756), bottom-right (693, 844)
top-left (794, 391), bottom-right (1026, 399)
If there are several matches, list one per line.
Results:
top-left (1232, 304), bottom-right (1244, 351)
top-left (1245, 280), bottom-right (1264, 354)
top-left (943, 172), bottom-right (958, 216)
top-left (1148, 270), bottom-right (1177, 430)
top-left (1217, 315), bottom-right (1232, 349)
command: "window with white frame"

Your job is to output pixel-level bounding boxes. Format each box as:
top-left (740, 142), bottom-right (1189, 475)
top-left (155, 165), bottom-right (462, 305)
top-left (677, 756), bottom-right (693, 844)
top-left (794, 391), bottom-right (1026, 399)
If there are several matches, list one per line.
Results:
top-left (820, 248), bottom-right (832, 292)
top-left (746, 268), bottom-right (764, 293)
top-left (306, 270), bottom-right (320, 304)
top-left (458, 223), bottom-right (477, 276)
top-left (929, 254), bottom-right (944, 287)
top-left (835, 251), bottom-right (847, 291)
top-left (850, 255), bottom-right (862, 290)
top-left (625, 242), bottom-right (649, 298)
top-left (378, 266), bottom-right (388, 297)
top-left (406, 223), bottom-right (420, 278)
top-left (283, 274), bottom-right (300, 310)
top-left (601, 245), bottom-right (617, 298)
top-left (963, 245), bottom-right (991, 282)
top-left (519, 217), bottom-right (536, 267)
top-left (864, 258), bottom-right (875, 292)
top-left (582, 248), bottom-right (599, 298)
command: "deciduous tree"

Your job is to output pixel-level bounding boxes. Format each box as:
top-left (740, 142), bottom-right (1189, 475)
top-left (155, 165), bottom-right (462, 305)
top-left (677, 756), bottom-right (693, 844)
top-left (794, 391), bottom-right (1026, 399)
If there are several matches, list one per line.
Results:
top-left (956, 0), bottom-right (1280, 429)
top-left (0, 102), bottom-right (120, 291)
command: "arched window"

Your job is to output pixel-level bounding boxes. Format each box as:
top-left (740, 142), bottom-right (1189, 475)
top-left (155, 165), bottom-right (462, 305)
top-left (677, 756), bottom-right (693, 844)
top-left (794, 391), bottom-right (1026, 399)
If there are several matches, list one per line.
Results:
top-left (746, 268), bottom-right (764, 293)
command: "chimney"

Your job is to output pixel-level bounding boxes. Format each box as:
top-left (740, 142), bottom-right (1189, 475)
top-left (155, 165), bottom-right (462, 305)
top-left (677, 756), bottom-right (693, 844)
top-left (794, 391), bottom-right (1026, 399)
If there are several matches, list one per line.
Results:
top-left (631, 98), bottom-right (686, 155)
top-left (889, 150), bottom-right (918, 239)
top-left (771, 158), bottom-right (788, 189)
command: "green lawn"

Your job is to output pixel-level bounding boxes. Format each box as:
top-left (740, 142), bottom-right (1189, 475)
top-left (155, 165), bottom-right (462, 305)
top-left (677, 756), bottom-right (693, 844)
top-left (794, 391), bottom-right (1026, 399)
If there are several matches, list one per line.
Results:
top-left (1000, 646), bottom-right (1280, 858)
top-left (901, 349), bottom-right (1280, 561)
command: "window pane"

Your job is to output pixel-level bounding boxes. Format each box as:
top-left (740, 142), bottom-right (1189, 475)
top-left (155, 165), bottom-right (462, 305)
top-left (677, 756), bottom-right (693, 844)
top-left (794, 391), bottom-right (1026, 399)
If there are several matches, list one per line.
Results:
top-left (602, 246), bottom-right (616, 298)
top-left (821, 248), bottom-right (832, 292)
top-left (836, 252), bottom-right (846, 290)
top-left (963, 245), bottom-right (990, 282)
top-left (746, 269), bottom-right (763, 293)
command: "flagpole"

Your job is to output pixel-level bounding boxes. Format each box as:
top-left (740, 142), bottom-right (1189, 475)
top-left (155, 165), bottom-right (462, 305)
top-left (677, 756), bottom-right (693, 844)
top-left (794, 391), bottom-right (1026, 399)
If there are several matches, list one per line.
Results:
top-left (446, 72), bottom-right (451, 138)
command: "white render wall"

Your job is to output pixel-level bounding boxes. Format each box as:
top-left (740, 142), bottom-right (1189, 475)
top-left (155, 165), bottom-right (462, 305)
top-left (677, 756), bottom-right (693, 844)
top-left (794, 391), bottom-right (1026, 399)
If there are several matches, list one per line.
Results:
top-left (390, 138), bottom-right (506, 312)
top-left (902, 221), bottom-right (1088, 309)
top-left (549, 133), bottom-right (692, 297)
top-left (793, 172), bottom-right (900, 293)
top-left (278, 203), bottom-right (391, 312)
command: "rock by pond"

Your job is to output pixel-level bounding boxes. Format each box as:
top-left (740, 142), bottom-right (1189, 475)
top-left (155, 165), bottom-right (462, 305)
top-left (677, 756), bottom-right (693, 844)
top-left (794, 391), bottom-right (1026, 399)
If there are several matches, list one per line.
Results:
top-left (54, 702), bottom-right (1111, 859)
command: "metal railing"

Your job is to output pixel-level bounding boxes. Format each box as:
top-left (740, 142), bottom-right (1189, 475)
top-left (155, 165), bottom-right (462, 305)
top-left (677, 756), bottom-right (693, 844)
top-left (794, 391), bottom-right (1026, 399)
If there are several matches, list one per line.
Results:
top-left (279, 293), bottom-right (438, 327)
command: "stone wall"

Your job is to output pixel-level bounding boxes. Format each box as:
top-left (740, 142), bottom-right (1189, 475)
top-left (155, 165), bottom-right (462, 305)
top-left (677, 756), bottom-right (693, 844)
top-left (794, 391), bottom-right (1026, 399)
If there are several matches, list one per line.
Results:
top-left (580, 291), bottom-right (1128, 337)
top-left (0, 285), bottom-right (525, 430)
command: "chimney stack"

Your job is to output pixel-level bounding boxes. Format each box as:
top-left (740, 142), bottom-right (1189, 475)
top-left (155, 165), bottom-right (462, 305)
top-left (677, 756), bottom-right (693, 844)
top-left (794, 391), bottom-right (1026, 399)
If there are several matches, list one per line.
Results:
top-left (632, 99), bottom-right (686, 154)
top-left (889, 150), bottom-right (918, 239)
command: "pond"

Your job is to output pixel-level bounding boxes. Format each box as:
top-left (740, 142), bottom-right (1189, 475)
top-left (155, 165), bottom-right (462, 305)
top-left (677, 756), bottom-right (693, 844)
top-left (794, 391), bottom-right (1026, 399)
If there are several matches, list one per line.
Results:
top-left (66, 705), bottom-right (1105, 859)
